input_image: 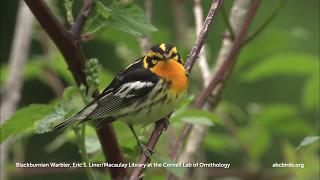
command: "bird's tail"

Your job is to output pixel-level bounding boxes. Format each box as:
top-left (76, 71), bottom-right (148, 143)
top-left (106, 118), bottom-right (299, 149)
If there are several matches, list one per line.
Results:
top-left (53, 102), bottom-right (98, 131)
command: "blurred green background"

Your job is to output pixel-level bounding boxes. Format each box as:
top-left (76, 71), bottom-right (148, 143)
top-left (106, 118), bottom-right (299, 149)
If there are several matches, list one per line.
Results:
top-left (1, 0), bottom-right (319, 179)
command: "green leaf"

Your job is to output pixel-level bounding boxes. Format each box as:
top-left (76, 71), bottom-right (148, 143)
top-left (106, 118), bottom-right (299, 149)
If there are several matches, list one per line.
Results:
top-left (296, 136), bottom-right (320, 150)
top-left (0, 104), bottom-right (55, 143)
top-left (85, 126), bottom-right (101, 154)
top-left (253, 104), bottom-right (312, 136)
top-left (63, 86), bottom-right (81, 101)
top-left (172, 108), bottom-right (223, 126)
top-left (96, 2), bottom-right (110, 19)
top-left (182, 117), bottom-right (214, 126)
top-left (85, 136), bottom-right (101, 154)
top-left (64, 0), bottom-right (74, 25)
top-left (96, 2), bottom-right (157, 37)
top-left (35, 102), bottom-right (72, 134)
top-left (241, 53), bottom-right (318, 82)
top-left (253, 104), bottom-right (298, 127)
top-left (302, 73), bottom-right (319, 111)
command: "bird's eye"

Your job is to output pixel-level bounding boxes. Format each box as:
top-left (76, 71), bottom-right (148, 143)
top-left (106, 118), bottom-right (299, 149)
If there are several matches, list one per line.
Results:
top-left (152, 59), bottom-right (157, 64)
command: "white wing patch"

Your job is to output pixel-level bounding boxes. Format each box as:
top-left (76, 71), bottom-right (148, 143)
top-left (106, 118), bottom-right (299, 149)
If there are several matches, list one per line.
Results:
top-left (115, 81), bottom-right (154, 98)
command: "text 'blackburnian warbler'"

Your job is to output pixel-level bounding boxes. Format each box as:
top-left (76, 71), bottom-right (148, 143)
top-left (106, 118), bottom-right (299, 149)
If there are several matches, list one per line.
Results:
top-left (54, 43), bottom-right (188, 156)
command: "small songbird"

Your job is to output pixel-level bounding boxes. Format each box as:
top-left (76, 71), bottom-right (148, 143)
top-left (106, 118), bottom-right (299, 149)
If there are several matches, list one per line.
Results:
top-left (54, 43), bottom-right (188, 156)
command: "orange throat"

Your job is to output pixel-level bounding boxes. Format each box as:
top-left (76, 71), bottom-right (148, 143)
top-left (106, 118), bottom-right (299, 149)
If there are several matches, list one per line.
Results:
top-left (150, 60), bottom-right (188, 93)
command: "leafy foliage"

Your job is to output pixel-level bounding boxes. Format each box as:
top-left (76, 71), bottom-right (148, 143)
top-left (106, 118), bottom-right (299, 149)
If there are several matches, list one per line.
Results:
top-left (172, 108), bottom-right (223, 126)
top-left (36, 103), bottom-right (72, 134)
top-left (0, 104), bottom-right (55, 143)
top-left (302, 73), bottom-right (319, 111)
top-left (241, 53), bottom-right (318, 82)
top-left (1, 0), bottom-right (318, 179)
top-left (95, 1), bottom-right (157, 37)
top-left (296, 136), bottom-right (320, 150)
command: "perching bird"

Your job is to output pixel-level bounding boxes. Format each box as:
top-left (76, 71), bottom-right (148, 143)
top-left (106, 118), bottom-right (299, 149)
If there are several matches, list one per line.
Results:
top-left (54, 43), bottom-right (188, 156)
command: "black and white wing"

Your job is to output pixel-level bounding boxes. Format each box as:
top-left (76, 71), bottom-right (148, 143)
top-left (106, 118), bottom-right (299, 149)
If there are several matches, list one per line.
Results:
top-left (53, 58), bottom-right (159, 130)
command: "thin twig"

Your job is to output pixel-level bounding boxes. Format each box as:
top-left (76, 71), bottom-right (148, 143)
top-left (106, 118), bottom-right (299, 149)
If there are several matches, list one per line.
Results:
top-left (24, 0), bottom-right (87, 86)
top-left (193, 0), bottom-right (211, 84)
top-left (243, 0), bottom-right (285, 46)
top-left (174, 0), bottom-right (261, 173)
top-left (130, 118), bottom-right (169, 180)
top-left (0, 2), bottom-right (33, 180)
top-left (24, 0), bottom-right (127, 179)
top-left (74, 125), bottom-right (96, 180)
top-left (167, 1), bottom-right (211, 178)
top-left (129, 0), bottom-right (223, 179)
top-left (70, 0), bottom-right (95, 39)
top-left (194, 1), bottom-right (261, 108)
top-left (184, 0), bottom-right (223, 74)
top-left (221, 4), bottom-right (235, 40)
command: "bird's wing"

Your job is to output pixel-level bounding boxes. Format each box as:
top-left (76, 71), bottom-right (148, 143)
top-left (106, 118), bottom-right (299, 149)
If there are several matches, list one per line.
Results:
top-left (53, 58), bottom-right (159, 130)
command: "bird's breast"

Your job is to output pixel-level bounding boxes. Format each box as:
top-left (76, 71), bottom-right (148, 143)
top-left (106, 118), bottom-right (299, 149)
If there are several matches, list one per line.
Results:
top-left (150, 60), bottom-right (188, 93)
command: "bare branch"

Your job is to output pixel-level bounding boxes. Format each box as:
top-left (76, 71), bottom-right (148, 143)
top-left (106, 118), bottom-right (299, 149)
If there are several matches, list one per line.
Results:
top-left (24, 0), bottom-right (127, 178)
top-left (130, 118), bottom-right (169, 180)
top-left (172, 0), bottom-right (255, 162)
top-left (193, 0), bottom-right (261, 108)
top-left (194, 0), bottom-right (211, 84)
top-left (184, 0), bottom-right (223, 74)
top-left (167, 2), bottom-right (212, 177)
top-left (0, 2), bottom-right (33, 179)
top-left (243, 0), bottom-right (285, 46)
top-left (70, 0), bottom-right (95, 39)
top-left (24, 0), bottom-right (88, 86)
top-left (130, 0), bottom-right (223, 178)
top-left (175, 1), bottom-right (261, 178)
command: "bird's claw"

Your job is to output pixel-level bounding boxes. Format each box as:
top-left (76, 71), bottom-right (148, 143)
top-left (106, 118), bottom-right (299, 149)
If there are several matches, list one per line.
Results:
top-left (139, 143), bottom-right (153, 158)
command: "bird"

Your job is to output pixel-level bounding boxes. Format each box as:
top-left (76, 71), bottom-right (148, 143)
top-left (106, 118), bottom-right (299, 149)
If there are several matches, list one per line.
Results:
top-left (53, 43), bottom-right (189, 156)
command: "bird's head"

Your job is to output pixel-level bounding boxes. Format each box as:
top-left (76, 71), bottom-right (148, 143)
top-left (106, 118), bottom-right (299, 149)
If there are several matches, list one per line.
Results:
top-left (143, 43), bottom-right (183, 68)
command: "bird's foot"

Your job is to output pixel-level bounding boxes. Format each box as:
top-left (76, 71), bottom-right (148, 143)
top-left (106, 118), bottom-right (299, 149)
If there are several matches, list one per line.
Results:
top-left (138, 143), bottom-right (153, 158)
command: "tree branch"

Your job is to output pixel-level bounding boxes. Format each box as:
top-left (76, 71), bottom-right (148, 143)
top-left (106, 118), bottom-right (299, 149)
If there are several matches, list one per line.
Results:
top-left (193, 0), bottom-right (261, 108)
top-left (0, 2), bottom-right (33, 179)
top-left (129, 0), bottom-right (223, 179)
top-left (184, 0), bottom-right (223, 74)
top-left (193, 0), bottom-right (211, 84)
top-left (243, 0), bottom-right (285, 46)
top-left (129, 118), bottom-right (169, 180)
top-left (174, 1), bottom-right (261, 178)
top-left (24, 0), bottom-right (127, 179)
top-left (70, 0), bottom-right (95, 39)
